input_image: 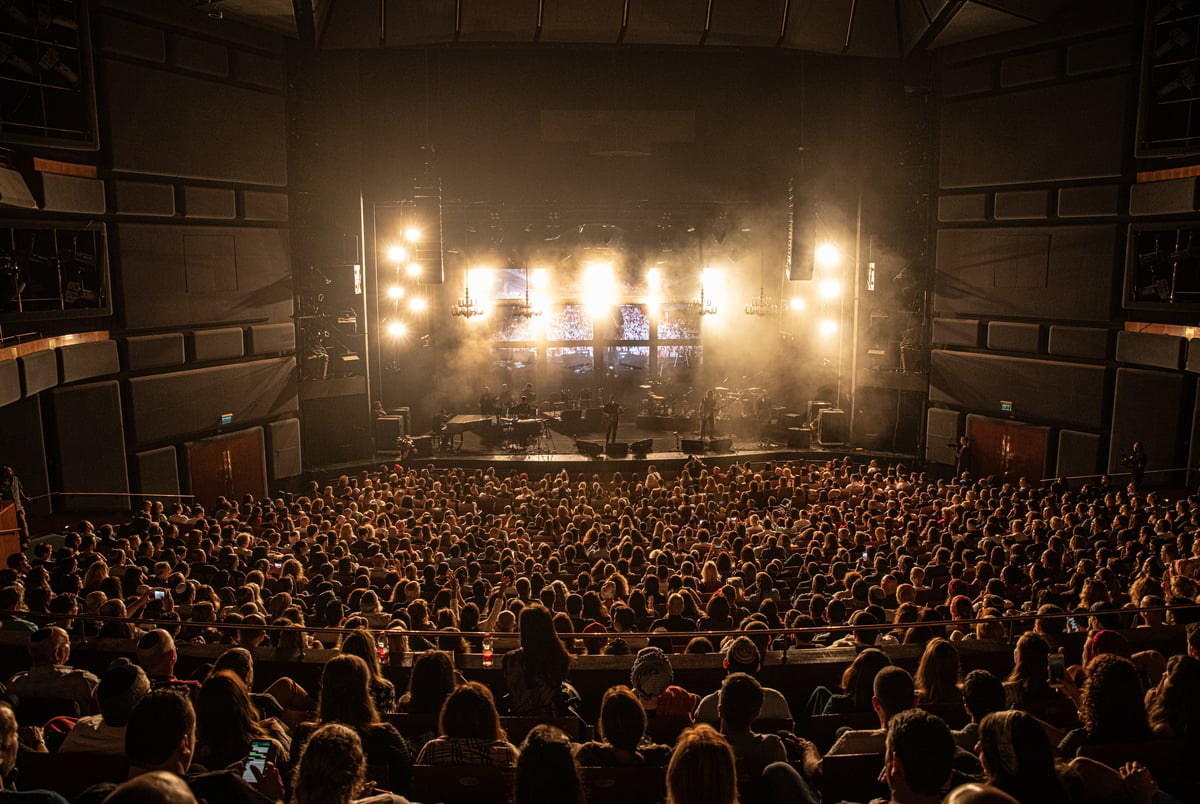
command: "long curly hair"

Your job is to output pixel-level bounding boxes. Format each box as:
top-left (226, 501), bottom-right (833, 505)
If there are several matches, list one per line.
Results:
top-left (1148, 654), bottom-right (1200, 740)
top-left (290, 723), bottom-right (365, 804)
top-left (1079, 654), bottom-right (1150, 742)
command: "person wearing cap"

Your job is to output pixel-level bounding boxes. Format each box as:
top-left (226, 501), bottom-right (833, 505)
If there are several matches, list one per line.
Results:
top-left (694, 636), bottom-right (792, 725)
top-left (59, 659), bottom-right (150, 754)
top-left (5, 626), bottom-right (100, 717)
top-left (629, 647), bottom-right (697, 717)
top-left (136, 629), bottom-right (201, 698)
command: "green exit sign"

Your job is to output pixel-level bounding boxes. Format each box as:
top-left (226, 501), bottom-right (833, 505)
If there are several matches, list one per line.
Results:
top-left (1000, 400), bottom-right (1013, 413)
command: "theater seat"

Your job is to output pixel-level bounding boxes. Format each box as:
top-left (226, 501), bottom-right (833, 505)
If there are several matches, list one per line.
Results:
top-left (805, 712), bottom-right (879, 752)
top-left (16, 749), bottom-right (128, 800)
top-left (410, 765), bottom-right (515, 804)
top-left (819, 753), bottom-right (888, 803)
top-left (580, 765), bottom-right (667, 804)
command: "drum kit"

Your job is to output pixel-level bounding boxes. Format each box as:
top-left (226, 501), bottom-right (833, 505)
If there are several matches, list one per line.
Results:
top-left (639, 383), bottom-right (770, 421)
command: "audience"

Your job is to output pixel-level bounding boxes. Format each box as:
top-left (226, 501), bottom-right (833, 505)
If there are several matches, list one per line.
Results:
top-left (414, 681), bottom-right (519, 768)
top-left (882, 709), bottom-right (956, 804)
top-left (59, 658), bottom-right (149, 755)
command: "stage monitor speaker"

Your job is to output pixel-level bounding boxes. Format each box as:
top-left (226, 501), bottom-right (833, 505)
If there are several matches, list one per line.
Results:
top-left (817, 409), bottom-right (848, 444)
top-left (807, 400), bottom-right (833, 424)
top-left (411, 435), bottom-right (434, 457)
top-left (577, 439), bottom-right (604, 458)
top-left (708, 437), bottom-right (734, 452)
top-left (374, 416), bottom-right (405, 448)
top-left (681, 438), bottom-right (705, 453)
top-left (630, 438), bottom-right (652, 457)
top-left (605, 442), bottom-right (629, 458)
top-left (787, 427), bottom-right (811, 448)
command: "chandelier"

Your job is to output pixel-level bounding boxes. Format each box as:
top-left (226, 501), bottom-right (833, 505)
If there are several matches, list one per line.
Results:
top-left (450, 284), bottom-right (483, 318)
top-left (689, 286), bottom-right (717, 316)
top-left (744, 286), bottom-right (778, 317)
top-left (511, 266), bottom-right (541, 318)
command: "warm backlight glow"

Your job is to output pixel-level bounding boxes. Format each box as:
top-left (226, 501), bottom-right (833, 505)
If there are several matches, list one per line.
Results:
top-left (386, 285), bottom-right (405, 300)
top-left (818, 319), bottom-right (838, 337)
top-left (405, 262), bottom-right (422, 278)
top-left (817, 280), bottom-right (841, 300)
top-left (584, 262), bottom-right (616, 316)
top-left (409, 297), bottom-right (427, 313)
top-left (404, 227), bottom-right (421, 242)
top-left (815, 243), bottom-right (841, 269)
top-left (386, 245), bottom-right (408, 263)
top-left (789, 297), bottom-right (805, 311)
top-left (386, 321), bottom-right (407, 337)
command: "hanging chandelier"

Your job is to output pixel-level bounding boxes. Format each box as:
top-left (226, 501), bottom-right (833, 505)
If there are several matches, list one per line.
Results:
top-left (450, 283), bottom-right (483, 318)
top-left (689, 286), bottom-right (717, 316)
top-left (744, 286), bottom-right (778, 317)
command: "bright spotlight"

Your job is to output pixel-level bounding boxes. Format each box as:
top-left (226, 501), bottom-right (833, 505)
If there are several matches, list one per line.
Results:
top-left (386, 320), bottom-right (407, 337)
top-left (815, 243), bottom-right (841, 269)
top-left (405, 262), bottom-right (422, 278)
top-left (530, 268), bottom-right (549, 288)
top-left (386, 285), bottom-right (405, 300)
top-left (646, 268), bottom-right (661, 288)
top-left (409, 297), bottom-right (427, 313)
top-left (385, 244), bottom-right (408, 263)
top-left (404, 227), bottom-right (421, 242)
top-left (584, 262), bottom-right (616, 316)
top-left (818, 279), bottom-right (841, 300)
top-left (818, 319), bottom-right (838, 337)
top-left (789, 297), bottom-right (805, 311)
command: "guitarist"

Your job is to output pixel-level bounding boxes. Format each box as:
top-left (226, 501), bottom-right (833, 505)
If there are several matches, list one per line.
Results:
top-left (698, 389), bottom-right (717, 440)
top-left (602, 396), bottom-right (623, 444)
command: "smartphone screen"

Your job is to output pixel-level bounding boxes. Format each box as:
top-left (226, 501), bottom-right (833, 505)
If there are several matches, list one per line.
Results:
top-left (242, 739), bottom-right (272, 783)
top-left (152, 590), bottom-right (165, 601)
top-left (1048, 652), bottom-right (1066, 684)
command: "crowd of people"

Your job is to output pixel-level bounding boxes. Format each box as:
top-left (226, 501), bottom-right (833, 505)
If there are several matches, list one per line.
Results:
top-left (0, 454), bottom-right (1199, 804)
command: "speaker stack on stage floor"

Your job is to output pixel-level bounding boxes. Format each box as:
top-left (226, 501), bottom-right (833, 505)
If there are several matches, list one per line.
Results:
top-left (816, 408), bottom-right (848, 445)
top-left (605, 442), bottom-right (629, 458)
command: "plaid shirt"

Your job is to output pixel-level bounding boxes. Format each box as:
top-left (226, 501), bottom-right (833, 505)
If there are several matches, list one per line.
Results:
top-left (415, 737), bottom-right (519, 767)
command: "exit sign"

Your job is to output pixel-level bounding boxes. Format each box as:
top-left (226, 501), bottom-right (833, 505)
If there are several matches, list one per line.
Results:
top-left (1000, 400), bottom-right (1013, 413)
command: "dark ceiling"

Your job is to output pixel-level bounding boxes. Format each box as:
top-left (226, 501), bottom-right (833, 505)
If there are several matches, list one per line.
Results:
top-left (185, 0), bottom-right (1069, 57)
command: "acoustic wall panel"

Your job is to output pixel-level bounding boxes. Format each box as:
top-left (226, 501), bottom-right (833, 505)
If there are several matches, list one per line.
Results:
top-left (994, 190), bottom-right (1048, 220)
top-left (104, 59), bottom-right (287, 186)
top-left (1187, 339), bottom-right (1200, 373)
top-left (930, 350), bottom-right (1107, 430)
top-left (115, 224), bottom-right (291, 330)
top-left (1129, 178), bottom-right (1198, 216)
top-left (173, 35), bottom-right (229, 77)
top-left (999, 50), bottom-right (1058, 87)
top-left (267, 418), bottom-right (302, 479)
top-left (0, 397), bottom-right (49, 516)
top-left (58, 341), bottom-right (120, 384)
top-left (247, 324), bottom-right (295, 355)
top-left (183, 186), bottom-right (236, 219)
top-left (1115, 331), bottom-right (1184, 370)
top-left (540, 0), bottom-right (626, 43)
top-left (50, 381), bottom-right (130, 511)
top-left (1048, 325), bottom-right (1110, 359)
top-left (931, 318), bottom-right (981, 346)
top-left (987, 322), bottom-right (1041, 353)
top-left (124, 333), bottom-right (186, 371)
top-left (1067, 32), bottom-right (1134, 76)
top-left (39, 174), bottom-right (106, 215)
top-left (233, 51), bottom-right (285, 90)
top-left (1108, 368), bottom-right (1184, 480)
top-left (1057, 185), bottom-right (1120, 218)
top-left (1057, 429), bottom-right (1102, 481)
top-left (113, 180), bottom-right (176, 216)
top-left (623, 0), bottom-right (708, 45)
top-left (926, 407), bottom-right (962, 466)
top-left (941, 62), bottom-right (994, 98)
top-left (134, 446), bottom-right (181, 499)
top-left (100, 14), bottom-right (167, 62)
top-left (242, 191), bottom-right (288, 222)
top-left (939, 194), bottom-right (988, 222)
top-left (191, 327), bottom-right (245, 362)
top-left (940, 75), bottom-right (1128, 188)
top-left (127, 358), bottom-right (297, 446)
top-left (935, 225), bottom-right (1118, 322)
top-left (0, 360), bottom-right (18, 407)
top-left (18, 351), bottom-right (58, 397)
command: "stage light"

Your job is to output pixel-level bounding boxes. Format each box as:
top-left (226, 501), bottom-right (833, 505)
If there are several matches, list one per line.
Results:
top-left (818, 279), bottom-right (841, 300)
top-left (387, 285), bottom-right (405, 300)
top-left (385, 244), bottom-right (408, 263)
top-left (386, 320), bottom-right (407, 337)
top-left (404, 227), bottom-right (421, 242)
top-left (646, 268), bottom-right (661, 287)
top-left (816, 243), bottom-right (841, 269)
top-left (530, 268), bottom-right (549, 288)
top-left (405, 262), bottom-right (422, 278)
top-left (584, 262), bottom-right (616, 316)
top-left (409, 297), bottom-right (427, 313)
top-left (818, 319), bottom-right (838, 337)
top-left (789, 297), bottom-right (805, 311)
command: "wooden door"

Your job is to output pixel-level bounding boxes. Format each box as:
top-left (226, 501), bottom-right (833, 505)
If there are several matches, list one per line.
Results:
top-left (185, 427), bottom-right (267, 507)
top-left (966, 416), bottom-right (1049, 482)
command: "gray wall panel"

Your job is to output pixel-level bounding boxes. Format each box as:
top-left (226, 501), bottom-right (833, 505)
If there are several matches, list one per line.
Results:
top-left (935, 225), bottom-right (1118, 321)
top-left (987, 321), bottom-right (1041, 353)
top-left (1115, 331), bottom-right (1185, 370)
top-left (0, 360), bottom-right (19, 407)
top-left (124, 333), bottom-right (186, 371)
top-left (104, 59), bottom-right (286, 186)
top-left (1048, 325), bottom-right (1110, 359)
top-left (134, 446), bottom-right (181, 498)
top-left (999, 50), bottom-right (1058, 88)
top-left (127, 357), bottom-right (297, 446)
top-left (1057, 429), bottom-right (1102, 480)
top-left (113, 180), bottom-right (175, 216)
top-left (39, 174), bottom-right (106, 215)
top-left (0, 397), bottom-right (50, 516)
top-left (940, 75), bottom-right (1127, 188)
top-left (50, 381), bottom-right (130, 511)
top-left (939, 193), bottom-right (988, 222)
top-left (926, 407), bottom-right (962, 466)
top-left (931, 318), bottom-right (981, 347)
top-left (58, 341), bottom-right (120, 384)
top-left (247, 323), bottom-right (296, 355)
top-left (994, 190), bottom-right (1048, 220)
top-left (267, 418), bottom-right (302, 479)
top-left (1109, 368), bottom-right (1185, 480)
top-left (191, 327), bottom-right (245, 362)
top-left (18, 351), bottom-right (58, 397)
top-left (183, 186), bottom-right (237, 219)
top-left (1129, 178), bottom-right (1197, 216)
top-left (930, 350), bottom-right (1107, 430)
top-left (116, 223), bottom-right (292, 330)
top-left (1058, 184), bottom-right (1120, 218)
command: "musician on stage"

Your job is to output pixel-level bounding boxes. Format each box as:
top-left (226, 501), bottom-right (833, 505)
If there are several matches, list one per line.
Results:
top-left (699, 389), bottom-right (716, 440)
top-left (479, 387), bottom-right (497, 416)
top-left (603, 396), bottom-right (622, 444)
top-left (432, 409), bottom-right (452, 451)
top-left (498, 384), bottom-right (514, 413)
top-left (510, 396), bottom-right (535, 418)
